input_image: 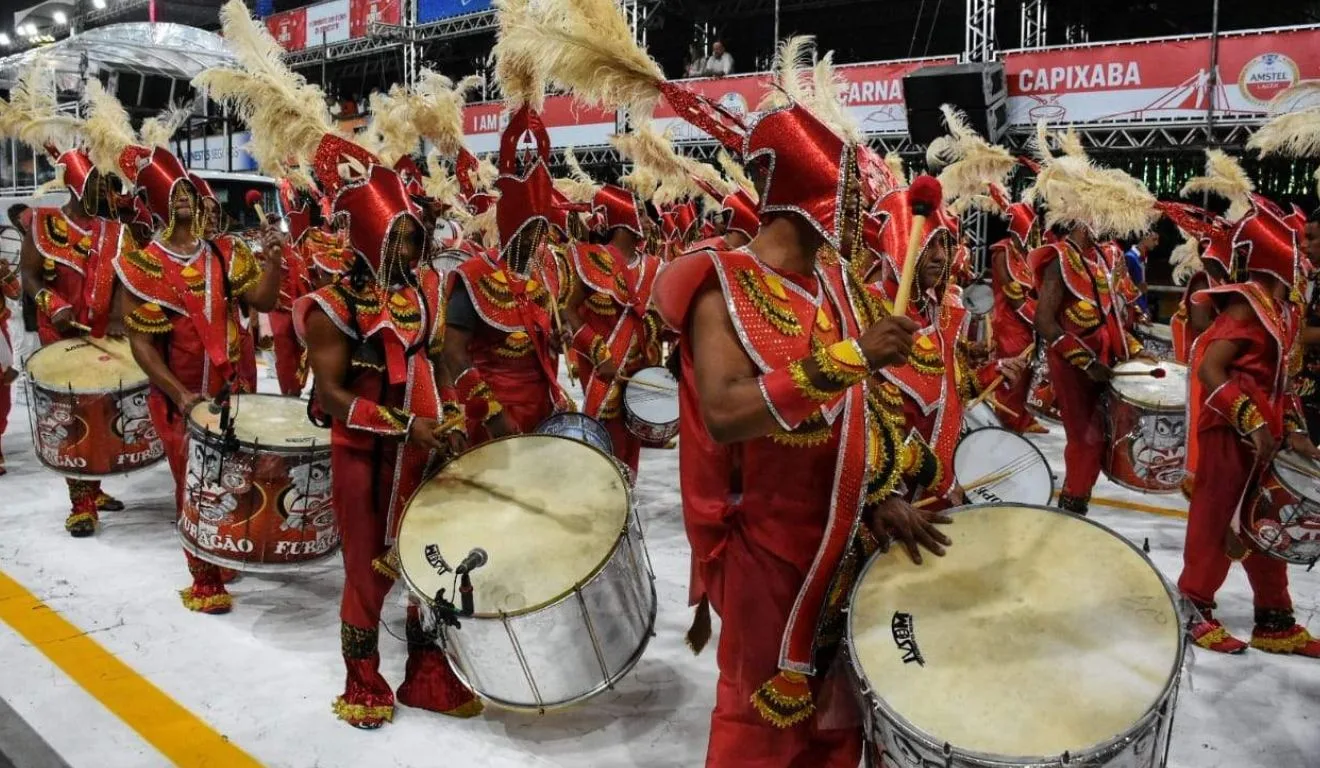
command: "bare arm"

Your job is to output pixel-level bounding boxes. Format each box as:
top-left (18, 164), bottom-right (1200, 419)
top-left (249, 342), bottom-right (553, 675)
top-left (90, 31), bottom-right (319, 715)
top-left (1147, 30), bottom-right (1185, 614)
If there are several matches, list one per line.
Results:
top-left (690, 285), bottom-right (783, 443)
top-left (441, 325), bottom-right (475, 386)
top-left (1034, 259), bottom-right (1064, 342)
top-left (303, 307), bottom-right (355, 422)
top-left (119, 290), bottom-right (195, 410)
top-left (18, 227), bottom-right (44, 303)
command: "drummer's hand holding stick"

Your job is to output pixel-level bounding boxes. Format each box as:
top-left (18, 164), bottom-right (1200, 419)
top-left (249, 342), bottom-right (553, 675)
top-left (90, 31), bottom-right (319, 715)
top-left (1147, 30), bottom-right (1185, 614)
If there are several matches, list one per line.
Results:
top-left (869, 496), bottom-right (952, 565)
top-left (408, 417), bottom-right (447, 452)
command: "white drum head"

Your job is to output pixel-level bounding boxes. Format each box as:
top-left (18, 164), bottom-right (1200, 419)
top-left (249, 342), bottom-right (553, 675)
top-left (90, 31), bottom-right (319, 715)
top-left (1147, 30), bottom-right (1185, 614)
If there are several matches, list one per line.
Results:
top-left (1111, 360), bottom-right (1187, 410)
top-left (1274, 451), bottom-right (1320, 502)
top-left (399, 435), bottom-right (631, 617)
top-left (26, 337), bottom-right (147, 391)
top-left (432, 249), bottom-right (467, 274)
top-left (189, 394), bottom-right (327, 448)
top-left (1138, 323), bottom-right (1173, 342)
top-left (624, 367), bottom-right (679, 424)
top-left (963, 282), bottom-right (994, 316)
top-left (961, 401), bottom-right (1001, 432)
top-left (953, 428), bottom-right (1053, 506)
top-left (850, 505), bottom-right (1182, 760)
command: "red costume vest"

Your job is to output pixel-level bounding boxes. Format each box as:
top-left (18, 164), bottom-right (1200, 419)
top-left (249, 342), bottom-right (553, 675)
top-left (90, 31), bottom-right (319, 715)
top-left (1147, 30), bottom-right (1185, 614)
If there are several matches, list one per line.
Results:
top-left (294, 269), bottom-right (447, 542)
top-left (655, 248), bottom-right (900, 679)
top-left (989, 238), bottom-right (1037, 348)
top-left (570, 243), bottom-right (664, 418)
top-left (116, 238), bottom-right (260, 396)
top-left (1031, 240), bottom-right (1133, 367)
top-left (867, 281), bottom-right (970, 501)
top-left (31, 208), bottom-right (131, 339)
top-left (445, 249), bottom-right (567, 420)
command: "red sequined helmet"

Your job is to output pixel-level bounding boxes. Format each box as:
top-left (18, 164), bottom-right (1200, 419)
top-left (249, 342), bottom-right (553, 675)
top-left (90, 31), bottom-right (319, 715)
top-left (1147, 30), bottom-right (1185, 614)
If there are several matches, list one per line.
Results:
top-left (1233, 195), bottom-right (1301, 288)
top-left (743, 103), bottom-right (856, 249)
top-left (394, 155), bottom-right (427, 197)
top-left (493, 106), bottom-right (555, 261)
top-left (130, 146), bottom-right (193, 224)
top-left (1158, 201), bottom-right (1236, 279)
top-left (188, 172), bottom-right (217, 203)
top-left (868, 185), bottom-right (955, 276)
top-left (333, 163), bottom-right (424, 278)
top-left (48, 146), bottom-right (97, 201)
top-left (693, 178), bottom-right (760, 240)
top-left (592, 184), bottom-right (644, 237)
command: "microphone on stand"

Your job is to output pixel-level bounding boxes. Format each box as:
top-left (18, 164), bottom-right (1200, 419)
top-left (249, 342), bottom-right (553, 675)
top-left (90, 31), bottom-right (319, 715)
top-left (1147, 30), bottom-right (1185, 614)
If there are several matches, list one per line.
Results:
top-left (454, 547), bottom-right (488, 576)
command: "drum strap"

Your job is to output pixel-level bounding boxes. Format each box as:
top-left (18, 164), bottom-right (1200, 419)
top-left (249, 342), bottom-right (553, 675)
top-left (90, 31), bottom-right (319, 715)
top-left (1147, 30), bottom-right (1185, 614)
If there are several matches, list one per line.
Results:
top-left (156, 248), bottom-right (235, 383)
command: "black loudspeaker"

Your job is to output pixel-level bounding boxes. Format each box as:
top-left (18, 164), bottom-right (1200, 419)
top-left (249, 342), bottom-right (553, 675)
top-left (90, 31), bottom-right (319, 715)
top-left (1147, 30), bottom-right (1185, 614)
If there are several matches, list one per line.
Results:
top-left (903, 61), bottom-right (1008, 145)
top-left (906, 101), bottom-right (1010, 147)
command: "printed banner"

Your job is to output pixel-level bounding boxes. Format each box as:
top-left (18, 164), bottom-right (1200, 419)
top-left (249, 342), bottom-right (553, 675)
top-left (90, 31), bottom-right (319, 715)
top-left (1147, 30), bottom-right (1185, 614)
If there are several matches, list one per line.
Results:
top-left (648, 57), bottom-right (957, 141)
top-left (418, 0), bottom-right (493, 24)
top-left (305, 0), bottom-right (352, 47)
top-left (266, 9), bottom-right (307, 52)
top-left (462, 96), bottom-right (616, 153)
top-left (1004, 26), bottom-right (1320, 125)
top-left (185, 132), bottom-right (258, 173)
top-left (350, 0), bottom-right (402, 37)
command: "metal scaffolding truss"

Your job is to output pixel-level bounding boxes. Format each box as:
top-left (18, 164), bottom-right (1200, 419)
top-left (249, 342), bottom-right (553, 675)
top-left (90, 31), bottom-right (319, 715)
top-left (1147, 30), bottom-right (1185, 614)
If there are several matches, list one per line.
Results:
top-left (1019, 0), bottom-right (1047, 48)
top-left (285, 11), bottom-right (499, 69)
top-left (1001, 122), bottom-right (1262, 152)
top-left (285, 35), bottom-right (404, 68)
top-left (411, 11), bottom-right (499, 41)
top-left (965, 0), bottom-right (996, 62)
top-left (82, 0), bottom-right (151, 26)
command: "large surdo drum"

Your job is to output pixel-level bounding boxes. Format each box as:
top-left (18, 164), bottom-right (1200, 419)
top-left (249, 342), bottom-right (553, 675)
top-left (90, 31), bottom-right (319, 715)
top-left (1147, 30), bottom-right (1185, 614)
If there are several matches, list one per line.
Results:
top-left (623, 366), bottom-right (680, 447)
top-left (180, 394), bottom-right (339, 571)
top-left (25, 337), bottom-right (164, 477)
top-left (398, 434), bottom-right (656, 711)
top-left (1104, 360), bottom-right (1188, 494)
top-left (1135, 323), bottom-right (1174, 361)
top-left (848, 504), bottom-right (1184, 768)
top-left (1248, 451), bottom-right (1320, 565)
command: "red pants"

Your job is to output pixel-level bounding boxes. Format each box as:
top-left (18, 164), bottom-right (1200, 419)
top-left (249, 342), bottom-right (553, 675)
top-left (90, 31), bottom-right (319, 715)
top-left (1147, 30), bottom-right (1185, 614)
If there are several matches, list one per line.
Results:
top-left (704, 527), bottom-right (862, 768)
top-left (269, 311), bottom-right (305, 397)
top-left (1178, 426), bottom-right (1291, 611)
top-left (603, 416), bottom-right (641, 475)
top-left (330, 441), bottom-right (398, 634)
top-left (1048, 350), bottom-right (1107, 498)
top-left (0, 377), bottom-right (10, 453)
top-left (148, 390), bottom-right (223, 585)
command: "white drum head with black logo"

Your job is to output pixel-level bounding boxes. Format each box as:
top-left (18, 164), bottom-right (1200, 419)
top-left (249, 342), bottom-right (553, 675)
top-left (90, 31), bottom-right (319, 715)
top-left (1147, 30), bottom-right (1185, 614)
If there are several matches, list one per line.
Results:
top-left (953, 427), bottom-right (1053, 506)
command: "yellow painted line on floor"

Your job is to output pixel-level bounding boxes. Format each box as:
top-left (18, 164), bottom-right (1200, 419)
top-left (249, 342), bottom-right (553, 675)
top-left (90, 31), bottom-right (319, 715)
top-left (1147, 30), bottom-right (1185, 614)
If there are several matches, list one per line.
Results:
top-left (1051, 491), bottom-right (1189, 520)
top-left (0, 569), bottom-right (263, 768)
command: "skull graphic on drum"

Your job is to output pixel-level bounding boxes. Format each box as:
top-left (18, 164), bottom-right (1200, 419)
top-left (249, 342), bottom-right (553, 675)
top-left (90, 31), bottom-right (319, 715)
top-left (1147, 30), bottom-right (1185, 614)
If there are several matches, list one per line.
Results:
top-left (1129, 413), bottom-right (1186, 487)
top-left (34, 391), bottom-right (84, 448)
top-left (113, 389), bottom-right (157, 446)
top-left (278, 459), bottom-right (334, 531)
top-left (186, 442), bottom-right (255, 524)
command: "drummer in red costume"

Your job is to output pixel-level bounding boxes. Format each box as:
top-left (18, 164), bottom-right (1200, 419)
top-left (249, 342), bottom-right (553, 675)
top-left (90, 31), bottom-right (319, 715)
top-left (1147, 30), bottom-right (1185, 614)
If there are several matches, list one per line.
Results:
top-left (95, 78), bottom-right (283, 609)
top-left (267, 192), bottom-right (318, 395)
top-left (297, 139), bottom-right (480, 728)
top-left (0, 260), bottom-right (19, 475)
top-left (14, 85), bottom-right (135, 534)
top-left (562, 179), bottom-right (664, 474)
top-left (1179, 193), bottom-right (1320, 658)
top-left (983, 184), bottom-right (1049, 433)
top-left (442, 107), bottom-right (568, 444)
top-left (190, 173), bottom-right (261, 394)
top-left (1029, 124), bottom-right (1156, 515)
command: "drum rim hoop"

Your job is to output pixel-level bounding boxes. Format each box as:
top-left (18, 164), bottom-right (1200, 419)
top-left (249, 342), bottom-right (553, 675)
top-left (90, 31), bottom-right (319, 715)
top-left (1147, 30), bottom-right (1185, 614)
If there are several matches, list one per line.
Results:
top-left (175, 521), bottom-right (342, 572)
top-left (844, 502), bottom-right (1187, 764)
top-left (624, 366), bottom-right (680, 424)
top-left (186, 392), bottom-right (330, 454)
top-left (397, 432), bottom-right (636, 619)
top-left (953, 426), bottom-right (1056, 506)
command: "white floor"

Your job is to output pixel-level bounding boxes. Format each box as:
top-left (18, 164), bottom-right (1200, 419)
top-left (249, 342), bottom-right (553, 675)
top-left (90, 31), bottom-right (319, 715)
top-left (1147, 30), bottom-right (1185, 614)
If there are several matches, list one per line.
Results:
top-left (0, 330), bottom-right (1317, 767)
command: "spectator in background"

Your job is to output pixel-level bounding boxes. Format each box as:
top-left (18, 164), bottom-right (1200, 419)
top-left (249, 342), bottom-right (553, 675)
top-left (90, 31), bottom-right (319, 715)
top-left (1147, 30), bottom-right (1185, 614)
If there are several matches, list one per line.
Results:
top-left (702, 40), bottom-right (733, 77)
top-left (1124, 230), bottom-right (1158, 317)
top-left (684, 44), bottom-right (704, 78)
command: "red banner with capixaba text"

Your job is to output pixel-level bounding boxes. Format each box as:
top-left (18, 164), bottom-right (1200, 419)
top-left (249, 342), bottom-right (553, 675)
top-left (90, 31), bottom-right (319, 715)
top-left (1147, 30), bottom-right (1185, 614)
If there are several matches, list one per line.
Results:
top-left (1004, 26), bottom-right (1320, 125)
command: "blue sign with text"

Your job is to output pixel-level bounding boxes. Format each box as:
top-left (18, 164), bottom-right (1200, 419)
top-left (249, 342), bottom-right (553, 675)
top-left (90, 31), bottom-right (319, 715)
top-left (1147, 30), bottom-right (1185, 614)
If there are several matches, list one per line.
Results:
top-left (417, 0), bottom-right (493, 23)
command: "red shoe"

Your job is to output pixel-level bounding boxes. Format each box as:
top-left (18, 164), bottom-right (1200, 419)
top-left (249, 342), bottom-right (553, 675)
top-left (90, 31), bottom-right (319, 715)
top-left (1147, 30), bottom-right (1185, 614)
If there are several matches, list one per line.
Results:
top-left (219, 568), bottom-right (241, 584)
top-left (396, 608), bottom-right (482, 718)
top-left (180, 558), bottom-right (232, 614)
top-left (334, 653), bottom-right (395, 729)
top-left (1252, 610), bottom-right (1320, 657)
top-left (64, 495), bottom-right (99, 538)
top-left (397, 646), bottom-right (483, 718)
top-left (1189, 618), bottom-right (1248, 654)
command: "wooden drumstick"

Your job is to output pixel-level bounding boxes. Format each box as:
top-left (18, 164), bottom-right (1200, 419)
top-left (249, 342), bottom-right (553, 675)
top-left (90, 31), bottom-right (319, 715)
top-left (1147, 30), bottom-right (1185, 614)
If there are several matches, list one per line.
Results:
top-left (890, 175), bottom-right (943, 319)
top-left (913, 467), bottom-right (1015, 509)
top-left (244, 189), bottom-right (269, 226)
top-left (1111, 368), bottom-right (1168, 379)
top-left (966, 343), bottom-right (1037, 410)
top-left (616, 373), bottom-right (678, 394)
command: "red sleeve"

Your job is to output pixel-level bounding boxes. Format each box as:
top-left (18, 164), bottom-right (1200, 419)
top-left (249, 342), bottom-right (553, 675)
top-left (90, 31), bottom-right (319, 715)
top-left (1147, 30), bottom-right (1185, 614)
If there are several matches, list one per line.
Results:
top-left (653, 250), bottom-right (720, 334)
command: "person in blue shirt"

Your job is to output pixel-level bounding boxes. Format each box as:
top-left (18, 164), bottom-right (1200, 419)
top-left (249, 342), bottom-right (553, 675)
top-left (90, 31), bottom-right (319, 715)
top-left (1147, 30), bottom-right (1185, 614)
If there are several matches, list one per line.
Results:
top-left (1124, 231), bottom-right (1159, 316)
